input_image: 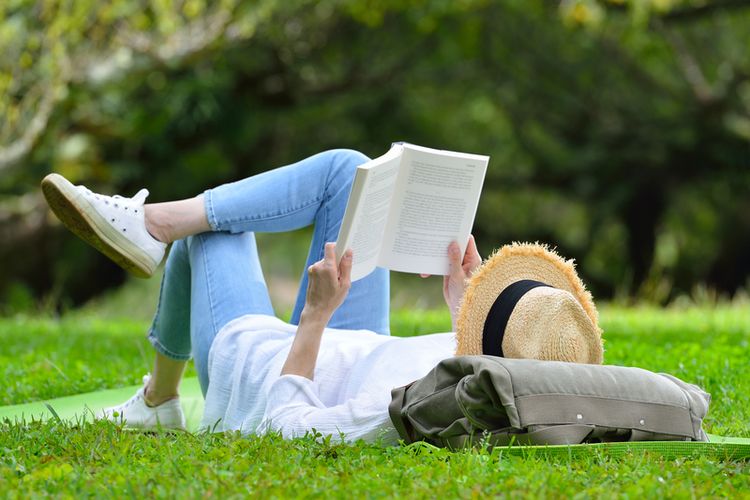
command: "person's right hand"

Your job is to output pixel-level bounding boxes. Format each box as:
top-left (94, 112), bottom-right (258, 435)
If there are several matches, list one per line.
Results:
top-left (303, 242), bottom-right (353, 321)
top-left (443, 235), bottom-right (481, 329)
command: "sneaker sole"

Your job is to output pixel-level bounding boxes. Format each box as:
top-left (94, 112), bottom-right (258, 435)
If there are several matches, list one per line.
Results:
top-left (125, 427), bottom-right (188, 434)
top-left (99, 409), bottom-right (186, 431)
top-left (41, 174), bottom-right (157, 278)
top-left (101, 415), bottom-right (187, 432)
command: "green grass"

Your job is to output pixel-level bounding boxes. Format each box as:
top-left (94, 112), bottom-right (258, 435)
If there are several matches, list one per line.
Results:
top-left (1, 305), bottom-right (749, 496)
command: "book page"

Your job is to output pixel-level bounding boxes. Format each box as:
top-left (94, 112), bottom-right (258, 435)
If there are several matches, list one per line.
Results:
top-left (378, 145), bottom-right (488, 276)
top-left (335, 146), bottom-right (403, 281)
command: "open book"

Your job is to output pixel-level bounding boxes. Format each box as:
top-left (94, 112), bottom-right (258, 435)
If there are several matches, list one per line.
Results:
top-left (335, 143), bottom-right (489, 281)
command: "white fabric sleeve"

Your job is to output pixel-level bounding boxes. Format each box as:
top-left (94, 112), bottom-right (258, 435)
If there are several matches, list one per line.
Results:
top-left (258, 374), bottom-right (395, 443)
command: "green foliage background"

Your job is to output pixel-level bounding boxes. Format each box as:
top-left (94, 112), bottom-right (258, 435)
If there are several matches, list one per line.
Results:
top-left (1, 0), bottom-right (749, 309)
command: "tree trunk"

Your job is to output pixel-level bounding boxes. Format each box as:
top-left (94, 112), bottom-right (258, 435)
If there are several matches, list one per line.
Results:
top-left (621, 184), bottom-right (666, 294)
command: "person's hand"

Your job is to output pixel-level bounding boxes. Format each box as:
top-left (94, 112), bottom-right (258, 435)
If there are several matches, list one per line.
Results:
top-left (284, 244), bottom-right (352, 379)
top-left (303, 243), bottom-right (353, 321)
top-left (443, 235), bottom-right (481, 329)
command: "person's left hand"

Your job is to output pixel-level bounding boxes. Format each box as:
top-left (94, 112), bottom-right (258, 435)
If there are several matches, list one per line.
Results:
top-left (442, 235), bottom-right (481, 328)
top-left (303, 242), bottom-right (353, 321)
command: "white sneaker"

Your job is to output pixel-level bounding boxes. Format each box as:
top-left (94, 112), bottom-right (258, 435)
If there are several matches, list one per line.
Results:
top-left (41, 173), bottom-right (166, 278)
top-left (99, 375), bottom-right (186, 430)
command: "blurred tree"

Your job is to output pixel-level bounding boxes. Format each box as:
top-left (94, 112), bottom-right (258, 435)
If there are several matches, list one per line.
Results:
top-left (1, 0), bottom-right (749, 309)
top-left (471, 0), bottom-right (750, 298)
top-left (0, 0), bottom-right (318, 306)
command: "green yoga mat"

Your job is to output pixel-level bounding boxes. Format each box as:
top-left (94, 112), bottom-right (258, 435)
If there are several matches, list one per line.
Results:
top-left (0, 377), bottom-right (205, 431)
top-left (2, 379), bottom-right (748, 460)
top-left (489, 433), bottom-right (750, 460)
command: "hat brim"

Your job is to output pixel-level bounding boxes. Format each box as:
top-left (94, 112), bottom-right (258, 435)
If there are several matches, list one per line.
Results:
top-left (455, 242), bottom-right (601, 357)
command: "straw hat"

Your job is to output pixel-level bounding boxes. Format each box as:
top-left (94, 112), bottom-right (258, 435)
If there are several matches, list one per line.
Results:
top-left (455, 242), bottom-right (603, 364)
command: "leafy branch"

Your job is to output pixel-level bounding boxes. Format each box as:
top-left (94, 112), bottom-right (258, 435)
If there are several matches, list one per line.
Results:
top-left (0, 0), bottom-right (284, 174)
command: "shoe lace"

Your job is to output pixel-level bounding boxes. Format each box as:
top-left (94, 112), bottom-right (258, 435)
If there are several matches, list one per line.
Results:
top-left (121, 396), bottom-right (138, 409)
top-left (80, 186), bottom-right (149, 207)
top-left (114, 374), bottom-right (151, 410)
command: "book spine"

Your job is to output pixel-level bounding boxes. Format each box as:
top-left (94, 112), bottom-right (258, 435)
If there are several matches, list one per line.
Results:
top-left (334, 167), bottom-right (369, 263)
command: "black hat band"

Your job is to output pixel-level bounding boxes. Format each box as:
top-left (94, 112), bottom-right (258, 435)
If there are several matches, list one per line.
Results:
top-left (482, 279), bottom-right (553, 356)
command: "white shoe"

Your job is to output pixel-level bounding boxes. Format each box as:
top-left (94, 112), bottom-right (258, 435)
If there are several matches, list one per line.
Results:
top-left (41, 173), bottom-right (166, 278)
top-left (99, 375), bottom-right (186, 430)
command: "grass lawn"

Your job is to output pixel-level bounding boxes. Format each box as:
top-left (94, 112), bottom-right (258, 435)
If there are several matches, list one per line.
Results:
top-left (1, 305), bottom-right (749, 497)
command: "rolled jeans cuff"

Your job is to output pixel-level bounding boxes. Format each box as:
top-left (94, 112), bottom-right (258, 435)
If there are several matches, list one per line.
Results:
top-left (147, 330), bottom-right (192, 362)
top-left (204, 189), bottom-right (220, 232)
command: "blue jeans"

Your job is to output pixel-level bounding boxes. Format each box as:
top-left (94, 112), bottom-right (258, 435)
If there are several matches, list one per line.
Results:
top-left (147, 150), bottom-right (390, 394)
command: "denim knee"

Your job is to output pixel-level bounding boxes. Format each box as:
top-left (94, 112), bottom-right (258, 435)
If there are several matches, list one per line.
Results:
top-left (325, 149), bottom-right (369, 194)
top-left (329, 148), bottom-right (369, 168)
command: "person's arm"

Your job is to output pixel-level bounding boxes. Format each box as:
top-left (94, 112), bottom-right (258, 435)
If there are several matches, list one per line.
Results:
top-left (281, 242), bottom-right (352, 379)
top-left (259, 374), bottom-right (393, 443)
top-left (442, 235), bottom-right (482, 331)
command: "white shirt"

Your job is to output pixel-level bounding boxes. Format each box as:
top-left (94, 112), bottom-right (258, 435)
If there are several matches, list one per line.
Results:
top-left (201, 314), bottom-right (456, 443)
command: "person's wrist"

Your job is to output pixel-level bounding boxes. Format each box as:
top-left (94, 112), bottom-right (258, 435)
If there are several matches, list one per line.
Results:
top-left (448, 298), bottom-right (461, 331)
top-left (300, 305), bottom-right (332, 326)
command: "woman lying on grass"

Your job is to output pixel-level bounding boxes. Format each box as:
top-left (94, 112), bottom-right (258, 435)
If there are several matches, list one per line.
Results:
top-left (41, 149), bottom-right (603, 442)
